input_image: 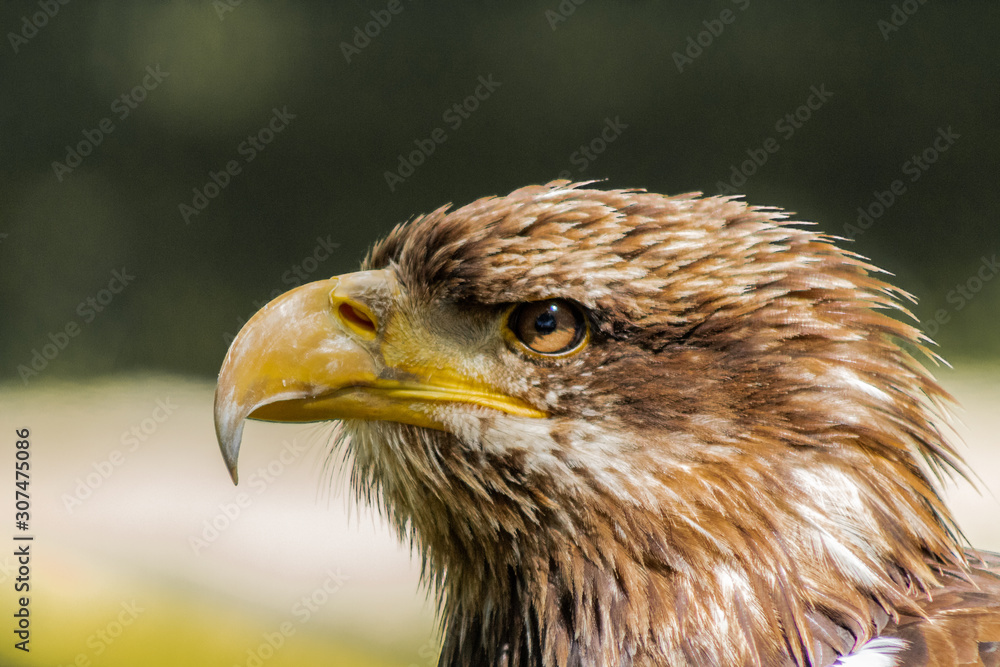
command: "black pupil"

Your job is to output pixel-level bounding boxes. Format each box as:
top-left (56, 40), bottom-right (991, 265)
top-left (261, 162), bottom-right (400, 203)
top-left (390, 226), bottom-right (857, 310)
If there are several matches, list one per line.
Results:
top-left (534, 307), bottom-right (558, 334)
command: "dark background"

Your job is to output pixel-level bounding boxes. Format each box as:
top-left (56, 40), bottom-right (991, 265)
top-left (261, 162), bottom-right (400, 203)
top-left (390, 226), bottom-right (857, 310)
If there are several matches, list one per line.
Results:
top-left (2, 0), bottom-right (998, 382)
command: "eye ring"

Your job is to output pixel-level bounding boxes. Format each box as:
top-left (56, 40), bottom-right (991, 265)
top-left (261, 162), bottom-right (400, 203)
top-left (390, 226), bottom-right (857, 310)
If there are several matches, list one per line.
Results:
top-left (505, 299), bottom-right (588, 357)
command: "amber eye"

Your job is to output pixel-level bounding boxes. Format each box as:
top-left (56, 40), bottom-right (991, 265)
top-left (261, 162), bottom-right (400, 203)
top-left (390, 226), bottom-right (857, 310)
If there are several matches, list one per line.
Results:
top-left (508, 300), bottom-right (587, 355)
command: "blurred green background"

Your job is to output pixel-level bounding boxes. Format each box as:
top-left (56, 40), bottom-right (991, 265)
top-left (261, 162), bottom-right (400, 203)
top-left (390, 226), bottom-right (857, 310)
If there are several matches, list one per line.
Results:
top-left (1, 1), bottom-right (998, 381)
top-left (1, 3), bottom-right (998, 667)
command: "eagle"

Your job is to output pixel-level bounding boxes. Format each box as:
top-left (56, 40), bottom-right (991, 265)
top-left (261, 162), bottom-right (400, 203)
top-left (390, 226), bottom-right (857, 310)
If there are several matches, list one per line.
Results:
top-left (214, 182), bottom-right (1000, 667)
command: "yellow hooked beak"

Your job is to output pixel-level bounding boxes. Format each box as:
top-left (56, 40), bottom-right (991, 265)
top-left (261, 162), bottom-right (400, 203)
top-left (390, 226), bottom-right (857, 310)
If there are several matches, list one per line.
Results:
top-left (214, 270), bottom-right (546, 484)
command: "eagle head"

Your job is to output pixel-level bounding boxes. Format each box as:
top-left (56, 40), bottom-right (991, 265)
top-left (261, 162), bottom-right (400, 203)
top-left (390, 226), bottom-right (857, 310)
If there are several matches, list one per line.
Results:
top-left (215, 182), bottom-right (995, 667)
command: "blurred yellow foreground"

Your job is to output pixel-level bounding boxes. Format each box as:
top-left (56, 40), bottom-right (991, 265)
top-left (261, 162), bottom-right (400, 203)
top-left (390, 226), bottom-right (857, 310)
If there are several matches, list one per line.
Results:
top-left (0, 377), bottom-right (437, 667)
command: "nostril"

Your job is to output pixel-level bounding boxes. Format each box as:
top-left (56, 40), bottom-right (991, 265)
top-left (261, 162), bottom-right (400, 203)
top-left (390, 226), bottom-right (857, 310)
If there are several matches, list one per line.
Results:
top-left (338, 303), bottom-right (376, 335)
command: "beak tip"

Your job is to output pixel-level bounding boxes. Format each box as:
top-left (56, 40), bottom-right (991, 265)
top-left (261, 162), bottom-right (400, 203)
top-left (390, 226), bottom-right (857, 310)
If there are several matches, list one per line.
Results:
top-left (214, 399), bottom-right (245, 487)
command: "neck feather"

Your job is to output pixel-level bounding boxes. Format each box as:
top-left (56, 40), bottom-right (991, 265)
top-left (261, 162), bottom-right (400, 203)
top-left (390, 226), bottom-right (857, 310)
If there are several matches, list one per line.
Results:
top-left (344, 417), bottom-right (965, 667)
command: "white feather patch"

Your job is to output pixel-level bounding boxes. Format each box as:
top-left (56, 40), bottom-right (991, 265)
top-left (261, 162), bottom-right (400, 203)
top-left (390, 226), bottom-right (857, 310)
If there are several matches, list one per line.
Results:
top-left (833, 637), bottom-right (907, 667)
